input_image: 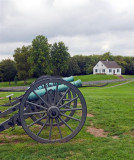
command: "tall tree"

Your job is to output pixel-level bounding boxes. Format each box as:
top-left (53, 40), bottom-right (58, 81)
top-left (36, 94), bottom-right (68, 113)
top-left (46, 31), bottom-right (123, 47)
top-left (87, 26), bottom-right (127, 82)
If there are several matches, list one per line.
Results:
top-left (28, 35), bottom-right (52, 77)
top-left (114, 55), bottom-right (127, 74)
top-left (85, 55), bottom-right (101, 74)
top-left (101, 52), bottom-right (114, 61)
top-left (50, 42), bottom-right (70, 76)
top-left (13, 45), bottom-right (31, 84)
top-left (73, 55), bottom-right (87, 75)
top-left (67, 57), bottom-right (81, 76)
top-left (0, 59), bottom-right (17, 84)
top-left (123, 56), bottom-right (134, 75)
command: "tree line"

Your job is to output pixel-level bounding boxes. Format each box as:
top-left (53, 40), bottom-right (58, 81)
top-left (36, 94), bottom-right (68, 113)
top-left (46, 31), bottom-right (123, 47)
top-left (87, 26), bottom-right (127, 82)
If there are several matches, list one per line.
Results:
top-left (0, 35), bottom-right (134, 84)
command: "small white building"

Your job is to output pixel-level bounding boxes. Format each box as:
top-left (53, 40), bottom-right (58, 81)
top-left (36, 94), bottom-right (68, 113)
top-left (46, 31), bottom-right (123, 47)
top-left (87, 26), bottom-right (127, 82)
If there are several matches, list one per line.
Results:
top-left (93, 60), bottom-right (121, 75)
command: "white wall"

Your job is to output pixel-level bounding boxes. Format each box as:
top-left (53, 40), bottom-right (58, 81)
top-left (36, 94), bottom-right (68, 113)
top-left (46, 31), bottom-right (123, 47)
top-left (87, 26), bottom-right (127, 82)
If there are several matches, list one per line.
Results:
top-left (93, 61), bottom-right (121, 75)
top-left (105, 68), bottom-right (121, 75)
top-left (93, 61), bottom-right (107, 74)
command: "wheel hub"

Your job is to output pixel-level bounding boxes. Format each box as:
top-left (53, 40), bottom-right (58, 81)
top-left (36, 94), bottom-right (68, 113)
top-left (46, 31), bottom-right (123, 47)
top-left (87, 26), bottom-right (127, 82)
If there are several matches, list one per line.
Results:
top-left (47, 106), bottom-right (60, 118)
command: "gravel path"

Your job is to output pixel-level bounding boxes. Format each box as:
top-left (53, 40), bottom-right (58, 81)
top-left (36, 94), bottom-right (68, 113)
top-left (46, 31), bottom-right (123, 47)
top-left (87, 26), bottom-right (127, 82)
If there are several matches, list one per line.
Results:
top-left (105, 79), bottom-right (134, 88)
top-left (82, 78), bottom-right (134, 86)
top-left (0, 78), bottom-right (134, 92)
top-left (0, 86), bottom-right (28, 92)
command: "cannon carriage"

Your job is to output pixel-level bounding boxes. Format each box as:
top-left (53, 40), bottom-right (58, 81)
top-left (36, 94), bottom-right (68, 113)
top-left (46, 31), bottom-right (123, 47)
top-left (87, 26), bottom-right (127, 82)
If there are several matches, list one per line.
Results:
top-left (0, 76), bottom-right (87, 143)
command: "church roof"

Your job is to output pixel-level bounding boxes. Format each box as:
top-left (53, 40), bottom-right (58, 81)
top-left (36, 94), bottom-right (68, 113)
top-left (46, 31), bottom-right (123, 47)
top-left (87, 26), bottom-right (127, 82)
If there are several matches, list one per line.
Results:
top-left (101, 61), bottom-right (121, 68)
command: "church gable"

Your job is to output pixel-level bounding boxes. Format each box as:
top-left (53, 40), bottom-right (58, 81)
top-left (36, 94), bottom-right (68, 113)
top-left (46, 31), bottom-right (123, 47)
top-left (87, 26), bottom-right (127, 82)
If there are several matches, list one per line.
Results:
top-left (93, 60), bottom-right (121, 75)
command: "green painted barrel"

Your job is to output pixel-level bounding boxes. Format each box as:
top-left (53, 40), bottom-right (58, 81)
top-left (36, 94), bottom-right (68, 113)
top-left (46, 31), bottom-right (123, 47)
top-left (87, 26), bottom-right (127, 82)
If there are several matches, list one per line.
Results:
top-left (28, 79), bottom-right (82, 101)
top-left (63, 76), bottom-right (74, 82)
top-left (36, 76), bottom-right (74, 90)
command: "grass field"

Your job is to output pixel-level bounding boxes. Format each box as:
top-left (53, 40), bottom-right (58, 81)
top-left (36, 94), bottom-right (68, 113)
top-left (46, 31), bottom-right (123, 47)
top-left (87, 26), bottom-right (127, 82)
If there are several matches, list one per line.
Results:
top-left (122, 75), bottom-right (134, 79)
top-left (0, 78), bottom-right (35, 88)
top-left (74, 74), bottom-right (120, 82)
top-left (0, 75), bottom-right (119, 88)
top-left (0, 78), bottom-right (134, 159)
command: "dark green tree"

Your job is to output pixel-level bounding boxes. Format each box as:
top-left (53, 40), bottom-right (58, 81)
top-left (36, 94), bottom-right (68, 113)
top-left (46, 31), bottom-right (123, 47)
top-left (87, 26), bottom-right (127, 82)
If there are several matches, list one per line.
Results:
top-left (13, 45), bottom-right (31, 84)
top-left (73, 55), bottom-right (87, 75)
top-left (101, 52), bottom-right (114, 61)
top-left (123, 56), bottom-right (134, 75)
top-left (67, 57), bottom-right (81, 76)
top-left (28, 35), bottom-right (52, 77)
top-left (50, 42), bottom-right (70, 76)
top-left (85, 55), bottom-right (101, 74)
top-left (0, 59), bottom-right (17, 84)
top-left (85, 64), bottom-right (93, 74)
top-left (114, 55), bottom-right (127, 74)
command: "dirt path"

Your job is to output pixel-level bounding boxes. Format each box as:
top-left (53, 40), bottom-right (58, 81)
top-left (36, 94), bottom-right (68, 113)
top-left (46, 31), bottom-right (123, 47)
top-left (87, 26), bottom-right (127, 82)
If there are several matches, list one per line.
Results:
top-left (0, 86), bottom-right (27, 92)
top-left (105, 79), bottom-right (134, 88)
top-left (82, 78), bottom-right (134, 86)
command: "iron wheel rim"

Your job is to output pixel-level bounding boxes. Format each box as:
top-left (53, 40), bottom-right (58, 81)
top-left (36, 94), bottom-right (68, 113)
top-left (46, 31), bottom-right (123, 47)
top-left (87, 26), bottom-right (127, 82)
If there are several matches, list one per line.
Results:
top-left (20, 78), bottom-right (87, 143)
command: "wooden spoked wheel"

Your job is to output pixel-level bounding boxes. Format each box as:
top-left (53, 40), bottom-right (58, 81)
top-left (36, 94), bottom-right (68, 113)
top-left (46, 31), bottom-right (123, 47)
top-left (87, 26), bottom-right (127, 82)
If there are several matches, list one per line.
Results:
top-left (20, 77), bottom-right (87, 143)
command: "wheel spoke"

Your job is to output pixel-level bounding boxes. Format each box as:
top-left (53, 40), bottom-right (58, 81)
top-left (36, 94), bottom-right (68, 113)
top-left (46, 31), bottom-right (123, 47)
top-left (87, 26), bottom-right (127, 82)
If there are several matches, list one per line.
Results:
top-left (26, 101), bottom-right (47, 110)
top-left (62, 99), bottom-right (71, 101)
top-left (56, 118), bottom-right (62, 139)
top-left (60, 108), bottom-right (82, 112)
top-left (44, 84), bottom-right (52, 105)
top-left (56, 88), bottom-right (70, 107)
top-left (28, 115), bottom-right (48, 128)
top-left (23, 111), bottom-right (47, 116)
top-left (37, 117), bottom-right (49, 137)
top-left (33, 90), bottom-right (49, 107)
top-left (60, 113), bottom-right (81, 122)
top-left (59, 96), bottom-right (78, 109)
top-left (49, 118), bottom-right (53, 140)
top-left (64, 105), bottom-right (71, 109)
top-left (54, 84), bottom-right (58, 105)
top-left (59, 117), bottom-right (73, 132)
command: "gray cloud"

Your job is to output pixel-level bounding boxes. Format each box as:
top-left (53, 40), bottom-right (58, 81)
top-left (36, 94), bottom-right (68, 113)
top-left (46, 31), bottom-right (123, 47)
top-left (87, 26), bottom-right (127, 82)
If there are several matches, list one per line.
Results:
top-left (0, 0), bottom-right (134, 60)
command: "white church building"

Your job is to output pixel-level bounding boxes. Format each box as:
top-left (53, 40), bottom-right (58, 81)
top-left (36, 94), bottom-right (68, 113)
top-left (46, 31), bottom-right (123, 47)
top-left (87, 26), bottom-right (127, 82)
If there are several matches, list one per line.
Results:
top-left (93, 60), bottom-right (121, 75)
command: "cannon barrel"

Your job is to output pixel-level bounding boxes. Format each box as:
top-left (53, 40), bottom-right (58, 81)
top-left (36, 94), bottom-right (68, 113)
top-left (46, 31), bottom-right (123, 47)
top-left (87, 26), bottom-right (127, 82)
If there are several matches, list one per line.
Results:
top-left (0, 76), bottom-right (87, 143)
top-left (36, 76), bottom-right (74, 90)
top-left (63, 76), bottom-right (74, 82)
top-left (28, 79), bottom-right (82, 101)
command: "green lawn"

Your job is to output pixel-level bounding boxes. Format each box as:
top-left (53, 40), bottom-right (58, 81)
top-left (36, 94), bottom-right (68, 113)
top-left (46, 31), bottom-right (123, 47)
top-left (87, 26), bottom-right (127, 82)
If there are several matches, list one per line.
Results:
top-left (122, 75), bottom-right (134, 79)
top-left (0, 78), bottom-right (35, 88)
top-left (74, 74), bottom-right (119, 82)
top-left (0, 80), bottom-right (134, 159)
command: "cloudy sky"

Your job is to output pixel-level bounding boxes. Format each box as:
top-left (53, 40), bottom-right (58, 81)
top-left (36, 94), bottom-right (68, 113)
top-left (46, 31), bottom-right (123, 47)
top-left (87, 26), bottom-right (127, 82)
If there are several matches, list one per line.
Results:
top-left (0, 0), bottom-right (134, 60)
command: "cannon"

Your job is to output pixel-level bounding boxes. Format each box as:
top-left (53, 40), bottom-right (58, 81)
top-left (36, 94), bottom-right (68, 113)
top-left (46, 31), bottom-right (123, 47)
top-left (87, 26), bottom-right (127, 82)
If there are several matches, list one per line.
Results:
top-left (0, 76), bottom-right (87, 143)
